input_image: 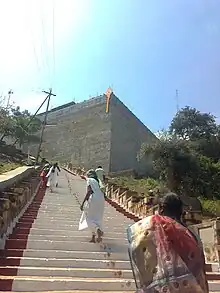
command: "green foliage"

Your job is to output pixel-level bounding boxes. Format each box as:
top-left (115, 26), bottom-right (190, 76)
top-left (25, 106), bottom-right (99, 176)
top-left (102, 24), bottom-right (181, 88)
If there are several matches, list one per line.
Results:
top-left (139, 106), bottom-right (220, 203)
top-left (0, 98), bottom-right (41, 147)
top-left (0, 162), bottom-right (21, 174)
top-left (110, 176), bottom-right (163, 196)
top-left (170, 106), bottom-right (218, 140)
top-left (199, 198), bottom-right (220, 217)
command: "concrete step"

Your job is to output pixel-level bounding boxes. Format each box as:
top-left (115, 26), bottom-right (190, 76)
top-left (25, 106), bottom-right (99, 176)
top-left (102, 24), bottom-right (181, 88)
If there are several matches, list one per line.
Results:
top-left (0, 266), bottom-right (133, 279)
top-left (6, 171), bottom-right (220, 292)
top-left (0, 249), bottom-right (129, 261)
top-left (13, 227), bottom-right (127, 238)
top-left (0, 276), bottom-right (135, 291)
top-left (34, 210), bottom-right (128, 217)
top-left (2, 277), bottom-right (218, 293)
top-left (18, 218), bottom-right (132, 226)
top-left (15, 223), bottom-right (128, 232)
top-left (9, 234), bottom-right (127, 244)
top-left (209, 281), bottom-right (220, 291)
top-left (25, 209), bottom-right (130, 216)
top-left (20, 215), bottom-right (133, 222)
top-left (0, 291), bottom-right (133, 293)
top-left (0, 257), bottom-right (131, 269)
top-left (5, 239), bottom-right (128, 253)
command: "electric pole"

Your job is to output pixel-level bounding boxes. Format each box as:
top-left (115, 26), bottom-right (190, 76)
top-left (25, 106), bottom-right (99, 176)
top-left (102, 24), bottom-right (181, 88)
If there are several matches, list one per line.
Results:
top-left (35, 88), bottom-right (56, 165)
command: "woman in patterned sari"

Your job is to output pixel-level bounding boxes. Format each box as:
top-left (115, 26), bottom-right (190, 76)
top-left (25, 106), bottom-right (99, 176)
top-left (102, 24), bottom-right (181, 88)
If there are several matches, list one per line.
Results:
top-left (127, 192), bottom-right (208, 293)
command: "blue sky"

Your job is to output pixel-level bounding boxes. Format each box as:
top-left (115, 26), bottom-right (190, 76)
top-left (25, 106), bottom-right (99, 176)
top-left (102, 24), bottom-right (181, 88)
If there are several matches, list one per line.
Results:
top-left (0, 0), bottom-right (220, 132)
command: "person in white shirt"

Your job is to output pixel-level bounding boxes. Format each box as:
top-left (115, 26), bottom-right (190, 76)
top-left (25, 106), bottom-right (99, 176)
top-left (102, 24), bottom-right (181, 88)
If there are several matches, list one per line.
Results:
top-left (79, 169), bottom-right (105, 243)
top-left (46, 163), bottom-right (60, 192)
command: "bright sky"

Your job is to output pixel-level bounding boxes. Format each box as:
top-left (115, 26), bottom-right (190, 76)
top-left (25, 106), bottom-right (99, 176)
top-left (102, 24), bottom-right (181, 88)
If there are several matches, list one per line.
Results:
top-left (0, 0), bottom-right (220, 131)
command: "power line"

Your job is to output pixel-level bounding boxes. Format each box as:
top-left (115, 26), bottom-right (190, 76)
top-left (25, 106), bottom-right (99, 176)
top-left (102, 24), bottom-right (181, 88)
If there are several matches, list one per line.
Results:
top-left (40, 2), bottom-right (50, 86)
top-left (25, 4), bottom-right (42, 88)
top-left (52, 0), bottom-right (56, 88)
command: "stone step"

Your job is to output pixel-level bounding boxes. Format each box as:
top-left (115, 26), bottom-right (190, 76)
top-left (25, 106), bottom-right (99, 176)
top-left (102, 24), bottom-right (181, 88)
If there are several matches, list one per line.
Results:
top-left (1, 278), bottom-right (218, 292)
top-left (0, 290), bottom-right (131, 293)
top-left (19, 218), bottom-right (132, 226)
top-left (0, 249), bottom-right (129, 261)
top-left (207, 272), bottom-right (220, 280)
top-left (13, 227), bottom-right (127, 237)
top-left (22, 213), bottom-right (130, 220)
top-left (209, 281), bottom-right (220, 291)
top-left (0, 276), bottom-right (136, 291)
top-left (35, 210), bottom-right (126, 216)
top-left (9, 234), bottom-right (127, 243)
top-left (15, 223), bottom-right (128, 232)
top-left (18, 218), bottom-right (132, 226)
top-left (1, 267), bottom-right (220, 281)
top-left (25, 209), bottom-right (129, 216)
top-left (0, 257), bottom-right (131, 269)
top-left (0, 266), bottom-right (133, 279)
top-left (5, 239), bottom-right (128, 253)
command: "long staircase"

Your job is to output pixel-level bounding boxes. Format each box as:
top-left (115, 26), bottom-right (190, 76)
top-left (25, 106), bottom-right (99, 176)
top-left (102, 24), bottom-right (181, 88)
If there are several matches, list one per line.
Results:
top-left (0, 170), bottom-right (136, 292)
top-left (1, 169), bottom-right (220, 292)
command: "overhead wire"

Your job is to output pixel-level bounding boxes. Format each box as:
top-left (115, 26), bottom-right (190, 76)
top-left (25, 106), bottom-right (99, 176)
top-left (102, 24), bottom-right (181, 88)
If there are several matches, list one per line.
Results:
top-left (40, 1), bottom-right (51, 88)
top-left (25, 3), bottom-right (42, 91)
top-left (52, 0), bottom-right (56, 90)
top-left (19, 2), bottom-right (56, 105)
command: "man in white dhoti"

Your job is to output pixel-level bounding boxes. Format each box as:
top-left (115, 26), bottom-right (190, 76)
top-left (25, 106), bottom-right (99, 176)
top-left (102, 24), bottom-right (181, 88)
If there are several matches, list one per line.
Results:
top-left (79, 169), bottom-right (105, 243)
top-left (95, 166), bottom-right (106, 192)
top-left (46, 163), bottom-right (60, 192)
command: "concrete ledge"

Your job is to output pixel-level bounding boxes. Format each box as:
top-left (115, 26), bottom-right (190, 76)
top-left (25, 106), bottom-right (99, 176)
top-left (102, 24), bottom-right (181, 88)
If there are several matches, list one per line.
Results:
top-left (0, 166), bottom-right (36, 192)
top-left (63, 168), bottom-right (86, 180)
top-left (62, 167), bottom-right (77, 176)
top-left (0, 166), bottom-right (40, 249)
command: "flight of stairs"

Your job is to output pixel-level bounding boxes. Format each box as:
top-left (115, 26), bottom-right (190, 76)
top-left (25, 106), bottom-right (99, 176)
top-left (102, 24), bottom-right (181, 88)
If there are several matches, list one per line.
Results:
top-left (0, 170), bottom-right (136, 292)
top-left (1, 169), bottom-right (220, 292)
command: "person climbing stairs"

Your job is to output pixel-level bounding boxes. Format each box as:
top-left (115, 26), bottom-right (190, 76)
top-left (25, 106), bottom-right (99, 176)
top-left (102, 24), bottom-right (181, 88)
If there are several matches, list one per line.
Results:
top-left (0, 170), bottom-right (135, 292)
top-left (1, 169), bottom-right (220, 292)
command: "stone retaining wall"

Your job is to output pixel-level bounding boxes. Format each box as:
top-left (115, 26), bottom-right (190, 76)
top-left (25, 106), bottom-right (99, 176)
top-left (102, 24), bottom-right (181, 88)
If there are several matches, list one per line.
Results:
top-left (0, 167), bottom-right (40, 249)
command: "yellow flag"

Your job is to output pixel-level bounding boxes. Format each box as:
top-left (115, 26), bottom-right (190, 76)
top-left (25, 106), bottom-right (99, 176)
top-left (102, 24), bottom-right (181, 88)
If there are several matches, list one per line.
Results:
top-left (105, 88), bottom-right (113, 113)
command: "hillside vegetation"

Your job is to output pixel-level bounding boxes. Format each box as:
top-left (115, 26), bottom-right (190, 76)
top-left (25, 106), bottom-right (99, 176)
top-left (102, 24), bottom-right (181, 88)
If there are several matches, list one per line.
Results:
top-left (112, 106), bottom-right (220, 217)
top-left (0, 94), bottom-right (41, 174)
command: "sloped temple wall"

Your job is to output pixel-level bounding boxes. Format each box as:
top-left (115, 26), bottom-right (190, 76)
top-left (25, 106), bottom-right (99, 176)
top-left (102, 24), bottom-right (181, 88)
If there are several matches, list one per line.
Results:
top-left (29, 96), bottom-right (111, 171)
top-left (110, 96), bottom-right (157, 175)
top-left (28, 94), bottom-right (156, 174)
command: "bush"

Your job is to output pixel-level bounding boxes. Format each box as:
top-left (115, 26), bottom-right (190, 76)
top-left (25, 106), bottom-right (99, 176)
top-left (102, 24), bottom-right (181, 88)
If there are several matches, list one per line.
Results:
top-left (0, 162), bottom-right (21, 174)
top-left (110, 176), bottom-right (163, 196)
top-left (199, 198), bottom-right (220, 217)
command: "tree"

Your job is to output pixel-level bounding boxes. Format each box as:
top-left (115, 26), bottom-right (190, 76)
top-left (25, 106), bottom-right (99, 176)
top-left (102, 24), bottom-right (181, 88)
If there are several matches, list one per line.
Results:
top-left (0, 98), bottom-right (41, 147)
top-left (0, 96), bottom-right (15, 142)
top-left (139, 106), bottom-right (220, 200)
top-left (170, 106), bottom-right (218, 140)
top-left (139, 138), bottom-right (199, 195)
top-left (11, 108), bottom-right (41, 147)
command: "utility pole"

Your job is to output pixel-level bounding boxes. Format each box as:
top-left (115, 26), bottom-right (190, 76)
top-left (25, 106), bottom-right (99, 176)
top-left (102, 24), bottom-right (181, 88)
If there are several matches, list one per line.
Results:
top-left (35, 88), bottom-right (56, 165)
top-left (12, 93), bottom-right (55, 147)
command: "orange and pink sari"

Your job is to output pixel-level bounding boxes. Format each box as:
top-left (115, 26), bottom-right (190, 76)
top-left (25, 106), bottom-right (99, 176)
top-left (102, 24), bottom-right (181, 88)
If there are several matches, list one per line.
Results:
top-left (127, 214), bottom-right (208, 293)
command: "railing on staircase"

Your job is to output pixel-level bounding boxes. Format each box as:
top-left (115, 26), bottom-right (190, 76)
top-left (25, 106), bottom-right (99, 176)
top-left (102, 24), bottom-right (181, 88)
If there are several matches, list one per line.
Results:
top-left (63, 163), bottom-right (202, 224)
top-left (64, 163), bottom-right (220, 272)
